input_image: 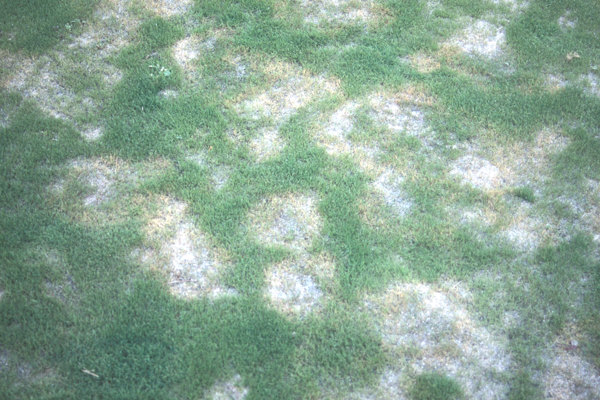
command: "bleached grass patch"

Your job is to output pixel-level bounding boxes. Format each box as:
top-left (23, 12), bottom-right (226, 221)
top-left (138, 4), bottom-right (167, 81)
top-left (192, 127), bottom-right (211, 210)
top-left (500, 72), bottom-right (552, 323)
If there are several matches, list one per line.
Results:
top-left (236, 61), bottom-right (339, 126)
top-left (314, 100), bottom-right (380, 173)
top-left (501, 203), bottom-right (546, 251)
top-left (405, 52), bottom-right (441, 74)
top-left (206, 374), bottom-right (248, 400)
top-left (447, 19), bottom-right (506, 58)
top-left (545, 73), bottom-right (568, 92)
top-left (68, 157), bottom-right (137, 207)
top-left (250, 128), bottom-right (285, 161)
top-left (544, 328), bottom-right (600, 400)
top-left (300, 0), bottom-right (377, 26)
top-left (48, 157), bottom-right (170, 226)
top-left (2, 1), bottom-right (136, 131)
top-left (172, 35), bottom-right (202, 74)
top-left (372, 168), bottom-right (412, 217)
top-left (144, 0), bottom-right (192, 17)
top-left (265, 259), bottom-right (324, 318)
top-left (368, 89), bottom-right (440, 150)
top-left (450, 155), bottom-right (504, 191)
top-left (186, 151), bottom-right (231, 190)
top-left (363, 282), bottom-right (511, 399)
top-left (558, 10), bottom-right (577, 31)
top-left (246, 193), bottom-right (322, 252)
top-left (579, 72), bottom-right (600, 98)
top-left (451, 128), bottom-right (568, 191)
top-left (140, 197), bottom-right (236, 300)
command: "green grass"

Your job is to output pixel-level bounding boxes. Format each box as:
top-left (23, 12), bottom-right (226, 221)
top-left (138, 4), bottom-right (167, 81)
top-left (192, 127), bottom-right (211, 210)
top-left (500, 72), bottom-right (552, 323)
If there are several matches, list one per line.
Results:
top-left (1, 0), bottom-right (600, 399)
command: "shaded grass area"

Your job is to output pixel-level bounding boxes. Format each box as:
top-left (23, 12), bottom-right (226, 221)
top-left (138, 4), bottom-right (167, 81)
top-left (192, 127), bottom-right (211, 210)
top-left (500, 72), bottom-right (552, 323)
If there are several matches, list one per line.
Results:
top-left (0, 0), bottom-right (98, 53)
top-left (1, 0), bottom-right (600, 398)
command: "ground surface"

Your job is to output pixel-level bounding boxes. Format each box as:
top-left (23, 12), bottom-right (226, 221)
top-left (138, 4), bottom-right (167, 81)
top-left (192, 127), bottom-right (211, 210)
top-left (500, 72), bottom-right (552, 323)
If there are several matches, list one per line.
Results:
top-left (1, 0), bottom-right (599, 399)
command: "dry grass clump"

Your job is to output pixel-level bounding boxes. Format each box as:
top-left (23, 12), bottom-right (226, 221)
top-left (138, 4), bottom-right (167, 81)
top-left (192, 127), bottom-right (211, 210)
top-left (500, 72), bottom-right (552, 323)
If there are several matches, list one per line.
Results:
top-left (363, 282), bottom-right (511, 399)
top-left (139, 197), bottom-right (236, 300)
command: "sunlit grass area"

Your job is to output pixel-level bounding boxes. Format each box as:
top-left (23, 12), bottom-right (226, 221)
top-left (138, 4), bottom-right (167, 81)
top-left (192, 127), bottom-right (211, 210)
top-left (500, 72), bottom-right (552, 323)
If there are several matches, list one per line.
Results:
top-left (1, 0), bottom-right (599, 399)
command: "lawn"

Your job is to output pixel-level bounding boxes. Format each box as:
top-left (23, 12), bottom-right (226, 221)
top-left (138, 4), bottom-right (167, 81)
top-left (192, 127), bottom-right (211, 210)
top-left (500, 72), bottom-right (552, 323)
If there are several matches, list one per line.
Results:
top-left (1, 0), bottom-right (599, 399)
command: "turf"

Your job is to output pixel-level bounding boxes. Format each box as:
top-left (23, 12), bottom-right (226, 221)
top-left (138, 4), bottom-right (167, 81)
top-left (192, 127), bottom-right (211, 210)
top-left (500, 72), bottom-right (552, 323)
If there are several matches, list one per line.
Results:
top-left (1, 0), bottom-right (599, 399)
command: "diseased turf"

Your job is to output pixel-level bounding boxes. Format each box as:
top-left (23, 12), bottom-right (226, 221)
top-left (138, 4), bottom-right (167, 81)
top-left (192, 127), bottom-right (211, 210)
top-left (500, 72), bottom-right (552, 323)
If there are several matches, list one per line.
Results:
top-left (1, 0), bottom-right (599, 399)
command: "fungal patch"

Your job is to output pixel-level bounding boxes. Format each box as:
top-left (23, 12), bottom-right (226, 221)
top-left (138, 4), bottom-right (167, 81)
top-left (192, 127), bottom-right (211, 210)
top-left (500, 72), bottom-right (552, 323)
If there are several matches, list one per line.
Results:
top-left (3, 0), bottom-right (135, 130)
top-left (300, 0), bottom-right (376, 25)
top-left (141, 197), bottom-right (236, 300)
top-left (450, 155), bottom-right (504, 191)
top-left (544, 330), bottom-right (600, 400)
top-left (545, 73), bottom-right (568, 92)
top-left (246, 193), bottom-right (322, 252)
top-left (447, 19), bottom-right (506, 58)
top-left (265, 259), bottom-right (324, 318)
top-left (372, 169), bottom-right (412, 217)
top-left (368, 91), bottom-right (434, 142)
top-left (145, 0), bottom-right (192, 16)
top-left (250, 128), bottom-right (285, 161)
top-left (314, 100), bottom-right (380, 172)
top-left (172, 35), bottom-right (202, 75)
top-left (363, 282), bottom-right (511, 399)
top-left (236, 62), bottom-right (339, 126)
top-left (558, 11), bottom-right (577, 31)
top-left (82, 127), bottom-right (103, 141)
top-left (207, 374), bottom-right (248, 400)
top-left (501, 204), bottom-right (545, 251)
top-left (67, 158), bottom-right (136, 207)
top-left (579, 72), bottom-right (600, 98)
top-left (406, 52), bottom-right (441, 74)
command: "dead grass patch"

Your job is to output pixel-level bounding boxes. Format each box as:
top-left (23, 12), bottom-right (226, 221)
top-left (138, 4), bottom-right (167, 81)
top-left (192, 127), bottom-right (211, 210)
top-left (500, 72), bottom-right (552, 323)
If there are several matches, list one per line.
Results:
top-left (139, 196), bottom-right (236, 300)
top-left (264, 259), bottom-right (325, 318)
top-left (363, 281), bottom-right (511, 399)
top-left (144, 0), bottom-right (192, 17)
top-left (246, 192), bottom-right (323, 253)
top-left (48, 156), bottom-right (170, 225)
top-left (235, 61), bottom-right (339, 126)
top-left (264, 252), bottom-right (336, 319)
top-left (406, 52), bottom-right (441, 74)
top-left (186, 151), bottom-right (231, 190)
top-left (206, 373), bottom-right (248, 400)
top-left (250, 128), bottom-right (285, 161)
top-left (2, 0), bottom-right (136, 134)
top-left (300, 0), bottom-right (377, 26)
top-left (371, 168), bottom-right (412, 218)
top-left (558, 10), bottom-right (577, 31)
top-left (445, 19), bottom-right (506, 58)
top-left (543, 325), bottom-right (600, 400)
